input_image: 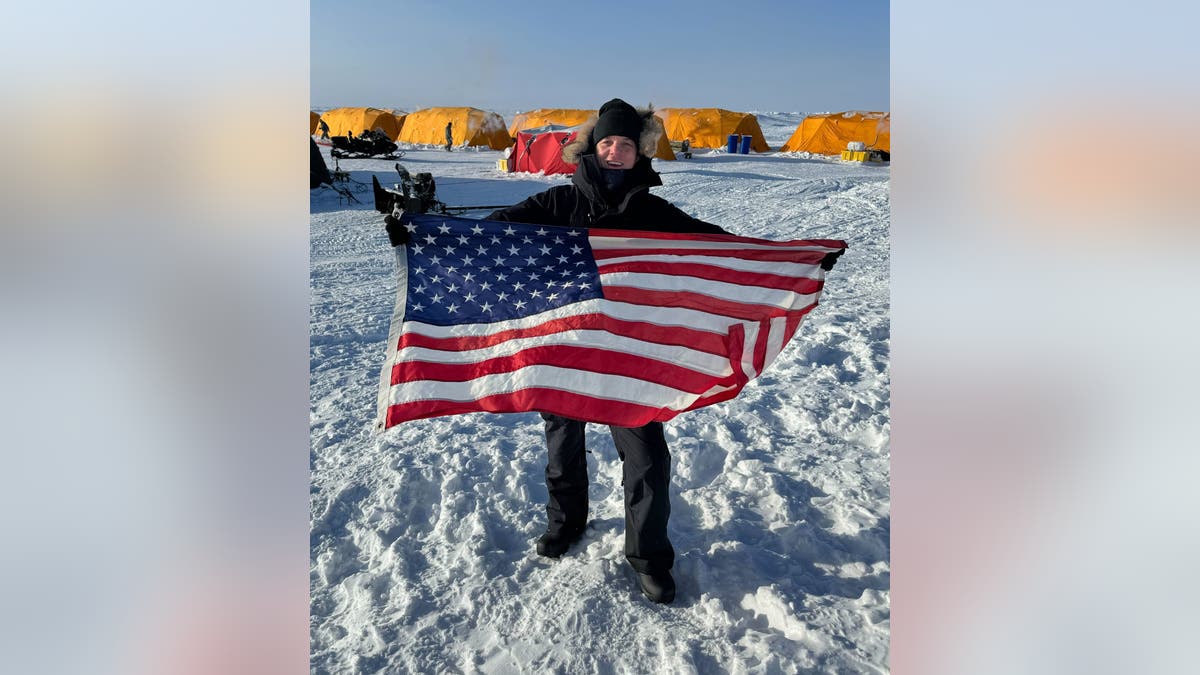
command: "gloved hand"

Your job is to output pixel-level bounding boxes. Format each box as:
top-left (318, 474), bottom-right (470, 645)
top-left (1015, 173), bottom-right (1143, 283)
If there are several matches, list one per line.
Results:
top-left (820, 248), bottom-right (844, 271)
top-left (384, 214), bottom-right (411, 246)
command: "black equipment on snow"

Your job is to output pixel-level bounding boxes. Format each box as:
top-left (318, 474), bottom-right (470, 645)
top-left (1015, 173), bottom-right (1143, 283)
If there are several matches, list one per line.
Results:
top-left (372, 163), bottom-right (514, 220)
top-left (373, 163), bottom-right (440, 215)
top-left (331, 130), bottom-right (404, 159)
top-left (310, 138), bottom-right (332, 189)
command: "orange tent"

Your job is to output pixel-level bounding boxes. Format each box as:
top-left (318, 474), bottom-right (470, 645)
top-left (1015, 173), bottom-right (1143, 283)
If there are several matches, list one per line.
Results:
top-left (399, 107), bottom-right (512, 150)
top-left (655, 108), bottom-right (771, 152)
top-left (780, 111), bottom-right (890, 155)
top-left (508, 108), bottom-right (595, 136)
top-left (509, 107), bottom-right (675, 161)
top-left (319, 107), bottom-right (406, 141)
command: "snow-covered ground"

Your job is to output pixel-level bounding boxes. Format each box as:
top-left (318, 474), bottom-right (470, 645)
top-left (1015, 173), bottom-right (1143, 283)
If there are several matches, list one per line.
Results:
top-left (310, 112), bottom-right (890, 674)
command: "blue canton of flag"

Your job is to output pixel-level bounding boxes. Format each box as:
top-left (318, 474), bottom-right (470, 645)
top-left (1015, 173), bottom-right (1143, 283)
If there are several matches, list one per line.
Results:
top-left (401, 214), bottom-right (603, 326)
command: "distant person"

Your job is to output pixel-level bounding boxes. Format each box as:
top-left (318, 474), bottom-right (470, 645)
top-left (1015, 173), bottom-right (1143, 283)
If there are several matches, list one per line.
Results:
top-left (444, 121), bottom-right (453, 151)
top-left (680, 138), bottom-right (691, 159)
top-left (318, 118), bottom-right (330, 140)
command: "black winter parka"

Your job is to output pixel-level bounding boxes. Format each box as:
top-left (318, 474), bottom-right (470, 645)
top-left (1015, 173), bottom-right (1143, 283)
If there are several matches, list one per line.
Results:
top-left (488, 154), bottom-right (731, 236)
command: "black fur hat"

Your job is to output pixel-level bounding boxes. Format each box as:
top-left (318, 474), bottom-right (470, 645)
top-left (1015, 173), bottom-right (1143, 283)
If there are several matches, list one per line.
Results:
top-left (562, 100), bottom-right (665, 163)
top-left (591, 98), bottom-right (644, 145)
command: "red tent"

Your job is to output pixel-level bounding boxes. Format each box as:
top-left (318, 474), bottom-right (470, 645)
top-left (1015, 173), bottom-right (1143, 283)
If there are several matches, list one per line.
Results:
top-left (508, 125), bottom-right (578, 175)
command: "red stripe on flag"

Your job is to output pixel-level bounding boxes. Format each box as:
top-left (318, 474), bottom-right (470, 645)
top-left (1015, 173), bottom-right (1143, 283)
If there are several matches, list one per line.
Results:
top-left (590, 228), bottom-right (848, 249)
top-left (604, 286), bottom-right (816, 322)
top-left (785, 314), bottom-right (804, 344)
top-left (392, 344), bottom-right (737, 393)
top-left (399, 312), bottom-right (729, 356)
top-left (682, 322), bottom-right (751, 413)
top-left (681, 385), bottom-right (746, 413)
top-left (596, 260), bottom-right (825, 294)
top-left (387, 389), bottom-right (684, 428)
top-left (593, 247), bottom-right (830, 264)
top-left (752, 319), bottom-right (771, 376)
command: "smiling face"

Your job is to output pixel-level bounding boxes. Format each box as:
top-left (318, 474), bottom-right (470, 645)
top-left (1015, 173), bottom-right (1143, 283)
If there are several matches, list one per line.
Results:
top-left (594, 135), bottom-right (638, 169)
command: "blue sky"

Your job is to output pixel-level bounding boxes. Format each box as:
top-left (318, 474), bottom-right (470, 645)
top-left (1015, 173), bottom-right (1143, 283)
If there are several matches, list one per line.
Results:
top-left (312, 0), bottom-right (889, 113)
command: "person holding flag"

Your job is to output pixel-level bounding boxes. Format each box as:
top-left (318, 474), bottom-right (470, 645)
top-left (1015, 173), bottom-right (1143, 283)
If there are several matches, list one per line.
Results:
top-left (383, 98), bottom-right (843, 604)
top-left (489, 99), bottom-right (729, 604)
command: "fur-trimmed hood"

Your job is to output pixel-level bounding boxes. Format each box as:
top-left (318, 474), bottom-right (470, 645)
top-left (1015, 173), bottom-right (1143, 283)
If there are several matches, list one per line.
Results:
top-left (562, 104), bottom-right (664, 164)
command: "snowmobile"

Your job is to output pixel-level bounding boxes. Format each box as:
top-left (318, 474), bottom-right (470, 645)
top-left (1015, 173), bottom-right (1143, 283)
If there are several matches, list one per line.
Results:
top-left (330, 130), bottom-right (404, 159)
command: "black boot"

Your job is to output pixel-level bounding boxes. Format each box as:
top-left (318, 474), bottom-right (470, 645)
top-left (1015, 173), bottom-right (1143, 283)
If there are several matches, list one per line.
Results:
top-left (536, 527), bottom-right (584, 558)
top-left (635, 570), bottom-right (675, 604)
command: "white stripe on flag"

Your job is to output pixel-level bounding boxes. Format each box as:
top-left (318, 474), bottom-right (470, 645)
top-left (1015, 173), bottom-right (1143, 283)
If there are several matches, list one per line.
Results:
top-left (388, 365), bottom-right (713, 411)
top-left (590, 236), bottom-right (843, 253)
top-left (402, 298), bottom-right (741, 340)
top-left (763, 316), bottom-right (788, 370)
top-left (598, 253), bottom-right (825, 277)
top-left (740, 321), bottom-right (760, 381)
top-left (600, 272), bottom-right (820, 309)
top-left (397, 329), bottom-right (732, 377)
top-left (593, 301), bottom-right (740, 333)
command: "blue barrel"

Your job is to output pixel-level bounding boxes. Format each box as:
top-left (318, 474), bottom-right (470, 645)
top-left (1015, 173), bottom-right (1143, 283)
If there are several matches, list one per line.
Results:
top-left (726, 134), bottom-right (739, 153)
top-left (739, 134), bottom-right (753, 154)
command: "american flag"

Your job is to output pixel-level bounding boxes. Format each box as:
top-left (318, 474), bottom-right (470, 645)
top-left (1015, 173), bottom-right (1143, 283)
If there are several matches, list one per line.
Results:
top-left (376, 212), bottom-right (846, 430)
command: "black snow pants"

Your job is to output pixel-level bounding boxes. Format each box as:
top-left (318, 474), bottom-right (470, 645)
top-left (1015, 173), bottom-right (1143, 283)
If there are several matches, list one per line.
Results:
top-left (540, 413), bottom-right (675, 573)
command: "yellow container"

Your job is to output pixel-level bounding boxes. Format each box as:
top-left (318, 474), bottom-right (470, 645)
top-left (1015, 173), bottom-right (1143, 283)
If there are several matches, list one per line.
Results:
top-left (496, 158), bottom-right (509, 172)
top-left (840, 150), bottom-right (869, 162)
